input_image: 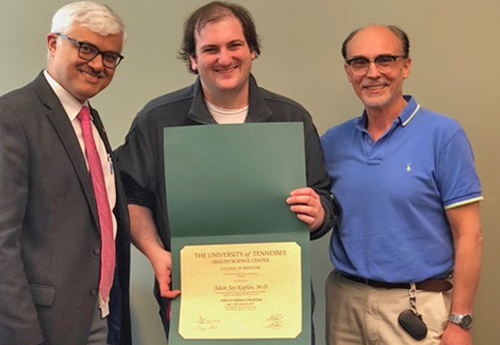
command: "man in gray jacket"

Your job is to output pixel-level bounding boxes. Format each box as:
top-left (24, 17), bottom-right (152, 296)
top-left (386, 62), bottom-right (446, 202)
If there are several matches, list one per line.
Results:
top-left (0, 2), bottom-right (130, 345)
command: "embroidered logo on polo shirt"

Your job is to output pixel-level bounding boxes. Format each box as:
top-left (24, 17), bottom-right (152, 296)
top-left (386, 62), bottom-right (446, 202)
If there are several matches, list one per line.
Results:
top-left (406, 163), bottom-right (412, 172)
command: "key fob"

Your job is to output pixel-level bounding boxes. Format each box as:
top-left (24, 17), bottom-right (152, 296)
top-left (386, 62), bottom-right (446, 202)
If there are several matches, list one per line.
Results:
top-left (398, 309), bottom-right (428, 340)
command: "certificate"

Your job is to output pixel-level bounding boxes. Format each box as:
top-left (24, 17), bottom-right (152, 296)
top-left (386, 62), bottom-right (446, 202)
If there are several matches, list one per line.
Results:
top-left (164, 123), bottom-right (311, 345)
top-left (179, 242), bottom-right (301, 339)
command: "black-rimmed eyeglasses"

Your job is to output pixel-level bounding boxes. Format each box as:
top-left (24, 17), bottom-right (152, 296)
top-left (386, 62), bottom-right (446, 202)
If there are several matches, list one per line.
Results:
top-left (56, 33), bottom-right (124, 69)
top-left (345, 55), bottom-right (407, 75)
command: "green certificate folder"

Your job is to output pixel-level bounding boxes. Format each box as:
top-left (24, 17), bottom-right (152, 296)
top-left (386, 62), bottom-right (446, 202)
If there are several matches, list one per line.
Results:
top-left (165, 123), bottom-right (311, 345)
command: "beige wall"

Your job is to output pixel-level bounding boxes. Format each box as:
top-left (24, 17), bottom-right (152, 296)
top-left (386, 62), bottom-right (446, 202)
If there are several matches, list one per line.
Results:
top-left (1, 1), bottom-right (498, 344)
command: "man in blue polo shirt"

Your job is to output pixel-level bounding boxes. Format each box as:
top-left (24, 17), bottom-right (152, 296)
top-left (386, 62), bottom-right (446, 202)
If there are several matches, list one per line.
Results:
top-left (321, 25), bottom-right (483, 345)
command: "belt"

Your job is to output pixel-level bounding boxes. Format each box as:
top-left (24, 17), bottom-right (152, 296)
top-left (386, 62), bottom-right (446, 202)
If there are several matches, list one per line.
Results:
top-left (341, 273), bottom-right (453, 292)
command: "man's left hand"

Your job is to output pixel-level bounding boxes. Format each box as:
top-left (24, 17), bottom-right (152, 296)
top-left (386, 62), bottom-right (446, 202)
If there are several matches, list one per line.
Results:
top-left (287, 187), bottom-right (325, 232)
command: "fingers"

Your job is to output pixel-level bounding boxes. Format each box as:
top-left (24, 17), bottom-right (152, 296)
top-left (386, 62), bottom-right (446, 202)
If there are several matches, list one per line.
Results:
top-left (295, 212), bottom-right (316, 226)
top-left (287, 187), bottom-right (320, 205)
top-left (290, 204), bottom-right (319, 221)
top-left (152, 249), bottom-right (181, 299)
top-left (287, 188), bottom-right (321, 213)
top-left (288, 196), bottom-right (319, 208)
top-left (160, 286), bottom-right (181, 299)
top-left (156, 268), bottom-right (181, 299)
top-left (287, 187), bottom-right (325, 231)
top-left (289, 187), bottom-right (317, 197)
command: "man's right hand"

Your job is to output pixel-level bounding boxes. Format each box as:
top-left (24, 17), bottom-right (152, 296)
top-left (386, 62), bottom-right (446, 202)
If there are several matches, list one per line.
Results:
top-left (128, 204), bottom-right (181, 299)
top-left (149, 248), bottom-right (181, 299)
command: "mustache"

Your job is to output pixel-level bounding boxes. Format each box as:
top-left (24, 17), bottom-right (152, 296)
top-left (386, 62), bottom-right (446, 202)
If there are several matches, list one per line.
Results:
top-left (78, 66), bottom-right (106, 78)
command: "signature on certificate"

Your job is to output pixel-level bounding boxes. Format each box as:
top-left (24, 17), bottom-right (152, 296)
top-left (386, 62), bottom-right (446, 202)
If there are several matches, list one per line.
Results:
top-left (197, 315), bottom-right (221, 325)
top-left (196, 315), bottom-right (220, 331)
top-left (265, 314), bottom-right (286, 329)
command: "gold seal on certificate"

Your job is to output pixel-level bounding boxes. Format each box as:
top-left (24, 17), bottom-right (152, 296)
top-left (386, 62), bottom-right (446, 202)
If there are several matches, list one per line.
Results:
top-left (179, 242), bottom-right (302, 339)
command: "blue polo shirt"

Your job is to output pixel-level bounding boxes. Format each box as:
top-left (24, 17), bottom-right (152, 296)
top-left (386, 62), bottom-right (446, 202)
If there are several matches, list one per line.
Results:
top-left (321, 96), bottom-right (482, 282)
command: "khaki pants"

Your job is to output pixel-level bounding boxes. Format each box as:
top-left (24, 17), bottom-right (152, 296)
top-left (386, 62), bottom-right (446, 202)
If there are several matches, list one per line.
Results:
top-left (325, 270), bottom-right (451, 345)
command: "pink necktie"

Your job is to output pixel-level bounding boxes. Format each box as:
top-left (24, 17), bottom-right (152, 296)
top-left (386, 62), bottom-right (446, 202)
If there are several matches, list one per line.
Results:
top-left (78, 106), bottom-right (115, 303)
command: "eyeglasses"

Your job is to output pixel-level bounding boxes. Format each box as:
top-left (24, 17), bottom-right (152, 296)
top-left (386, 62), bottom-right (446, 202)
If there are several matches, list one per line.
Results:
top-left (345, 55), bottom-right (407, 75)
top-left (56, 33), bottom-right (124, 69)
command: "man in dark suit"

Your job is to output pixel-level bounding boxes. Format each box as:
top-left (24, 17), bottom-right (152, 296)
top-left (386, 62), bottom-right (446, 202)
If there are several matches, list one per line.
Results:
top-left (0, 2), bottom-right (130, 345)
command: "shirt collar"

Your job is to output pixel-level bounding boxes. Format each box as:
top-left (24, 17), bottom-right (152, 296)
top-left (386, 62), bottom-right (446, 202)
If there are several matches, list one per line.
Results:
top-left (43, 70), bottom-right (88, 121)
top-left (398, 95), bottom-right (420, 127)
top-left (355, 95), bottom-right (421, 131)
top-left (188, 74), bottom-right (272, 124)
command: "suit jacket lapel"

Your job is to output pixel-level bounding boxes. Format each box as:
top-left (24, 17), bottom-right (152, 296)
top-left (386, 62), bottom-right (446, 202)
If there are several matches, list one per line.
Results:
top-left (32, 73), bottom-right (100, 229)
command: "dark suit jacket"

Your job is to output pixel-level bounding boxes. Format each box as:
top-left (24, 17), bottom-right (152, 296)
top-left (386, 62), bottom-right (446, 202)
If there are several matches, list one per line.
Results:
top-left (0, 72), bottom-right (131, 345)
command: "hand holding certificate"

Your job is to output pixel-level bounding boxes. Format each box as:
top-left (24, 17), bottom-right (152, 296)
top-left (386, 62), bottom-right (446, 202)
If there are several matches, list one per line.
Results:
top-left (164, 123), bottom-right (311, 345)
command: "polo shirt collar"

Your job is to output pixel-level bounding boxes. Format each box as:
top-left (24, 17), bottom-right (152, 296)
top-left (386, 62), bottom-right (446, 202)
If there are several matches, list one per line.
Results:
top-left (355, 95), bottom-right (420, 131)
top-left (398, 95), bottom-right (420, 127)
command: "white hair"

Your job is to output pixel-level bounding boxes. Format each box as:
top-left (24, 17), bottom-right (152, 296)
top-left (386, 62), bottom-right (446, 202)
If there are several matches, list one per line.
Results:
top-left (51, 1), bottom-right (126, 42)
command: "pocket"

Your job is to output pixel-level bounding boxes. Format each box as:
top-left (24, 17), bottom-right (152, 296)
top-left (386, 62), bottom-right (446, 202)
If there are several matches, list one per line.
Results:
top-left (29, 283), bottom-right (55, 307)
top-left (417, 290), bottom-right (450, 337)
